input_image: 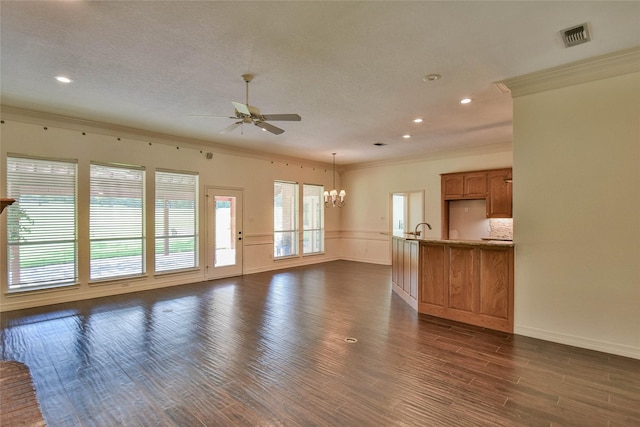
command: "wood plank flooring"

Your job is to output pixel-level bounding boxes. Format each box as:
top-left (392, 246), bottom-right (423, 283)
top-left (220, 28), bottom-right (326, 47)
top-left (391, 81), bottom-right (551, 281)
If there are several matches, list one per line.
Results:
top-left (1, 260), bottom-right (639, 426)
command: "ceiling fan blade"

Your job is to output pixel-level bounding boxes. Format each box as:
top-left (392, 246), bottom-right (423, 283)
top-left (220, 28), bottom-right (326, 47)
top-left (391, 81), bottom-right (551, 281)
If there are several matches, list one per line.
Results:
top-left (231, 101), bottom-right (251, 116)
top-left (220, 122), bottom-right (242, 134)
top-left (261, 114), bottom-right (301, 122)
top-left (255, 121), bottom-right (285, 135)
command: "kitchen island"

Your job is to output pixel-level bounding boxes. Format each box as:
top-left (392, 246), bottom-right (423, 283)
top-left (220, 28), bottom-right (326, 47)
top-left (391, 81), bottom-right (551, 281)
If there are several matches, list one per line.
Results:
top-left (392, 236), bottom-right (514, 333)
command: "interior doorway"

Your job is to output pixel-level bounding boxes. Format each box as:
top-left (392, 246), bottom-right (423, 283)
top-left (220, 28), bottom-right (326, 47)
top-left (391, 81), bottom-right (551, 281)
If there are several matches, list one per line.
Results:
top-left (205, 187), bottom-right (243, 279)
top-left (390, 191), bottom-right (424, 237)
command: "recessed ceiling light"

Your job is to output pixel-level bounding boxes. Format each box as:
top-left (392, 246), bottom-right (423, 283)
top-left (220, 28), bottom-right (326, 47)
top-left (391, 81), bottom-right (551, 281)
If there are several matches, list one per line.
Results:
top-left (55, 76), bottom-right (72, 83)
top-left (413, 118), bottom-right (423, 123)
top-left (423, 74), bottom-right (441, 82)
top-left (402, 134), bottom-right (411, 139)
top-left (460, 98), bottom-right (472, 104)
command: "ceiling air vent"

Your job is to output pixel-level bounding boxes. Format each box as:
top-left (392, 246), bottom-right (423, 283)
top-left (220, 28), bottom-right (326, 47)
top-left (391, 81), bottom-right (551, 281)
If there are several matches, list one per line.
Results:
top-left (561, 23), bottom-right (591, 48)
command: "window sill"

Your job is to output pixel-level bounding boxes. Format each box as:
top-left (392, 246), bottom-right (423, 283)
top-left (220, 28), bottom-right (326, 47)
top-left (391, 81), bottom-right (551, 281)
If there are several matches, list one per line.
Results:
top-left (273, 255), bottom-right (299, 261)
top-left (303, 252), bottom-right (326, 257)
top-left (88, 274), bottom-right (148, 287)
top-left (154, 267), bottom-right (200, 278)
top-left (5, 282), bottom-right (80, 297)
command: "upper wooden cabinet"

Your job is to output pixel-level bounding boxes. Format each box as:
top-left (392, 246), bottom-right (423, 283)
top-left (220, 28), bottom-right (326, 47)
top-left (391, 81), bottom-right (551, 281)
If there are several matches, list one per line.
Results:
top-left (486, 169), bottom-right (512, 218)
top-left (441, 172), bottom-right (487, 199)
top-left (441, 168), bottom-right (512, 220)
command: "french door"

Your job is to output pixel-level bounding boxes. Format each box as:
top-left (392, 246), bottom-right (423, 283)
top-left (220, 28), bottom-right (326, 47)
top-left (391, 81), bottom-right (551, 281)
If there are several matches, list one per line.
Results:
top-left (205, 187), bottom-right (243, 279)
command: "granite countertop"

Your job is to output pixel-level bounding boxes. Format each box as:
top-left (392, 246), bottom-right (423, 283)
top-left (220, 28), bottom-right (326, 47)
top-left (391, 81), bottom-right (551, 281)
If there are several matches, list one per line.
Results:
top-left (399, 236), bottom-right (514, 247)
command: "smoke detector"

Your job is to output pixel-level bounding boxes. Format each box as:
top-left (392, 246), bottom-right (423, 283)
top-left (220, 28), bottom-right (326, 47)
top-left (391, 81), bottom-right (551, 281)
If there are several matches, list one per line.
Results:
top-left (560, 23), bottom-right (592, 48)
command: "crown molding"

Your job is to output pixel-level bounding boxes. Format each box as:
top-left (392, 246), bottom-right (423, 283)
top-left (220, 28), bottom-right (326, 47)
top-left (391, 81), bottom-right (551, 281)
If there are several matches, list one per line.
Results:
top-left (345, 140), bottom-right (513, 171)
top-left (496, 46), bottom-right (640, 97)
top-left (0, 105), bottom-right (333, 170)
top-left (2, 105), bottom-right (513, 173)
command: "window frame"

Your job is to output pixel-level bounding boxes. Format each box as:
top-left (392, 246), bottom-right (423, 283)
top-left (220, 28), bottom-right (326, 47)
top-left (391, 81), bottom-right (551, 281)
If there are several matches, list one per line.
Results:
top-left (5, 154), bottom-right (78, 292)
top-left (154, 169), bottom-right (199, 274)
top-left (302, 183), bottom-right (325, 255)
top-left (89, 162), bottom-right (146, 282)
top-left (273, 180), bottom-right (299, 259)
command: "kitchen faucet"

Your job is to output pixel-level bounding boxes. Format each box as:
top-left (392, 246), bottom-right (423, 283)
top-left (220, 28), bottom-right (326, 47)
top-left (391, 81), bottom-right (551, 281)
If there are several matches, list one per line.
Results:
top-left (414, 222), bottom-right (432, 237)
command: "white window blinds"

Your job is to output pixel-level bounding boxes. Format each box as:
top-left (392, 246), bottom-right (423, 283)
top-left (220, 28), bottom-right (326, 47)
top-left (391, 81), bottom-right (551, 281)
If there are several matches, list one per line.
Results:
top-left (90, 163), bottom-right (145, 280)
top-left (6, 156), bottom-right (78, 290)
top-left (155, 170), bottom-right (199, 273)
top-left (303, 184), bottom-right (324, 254)
top-left (274, 181), bottom-right (299, 258)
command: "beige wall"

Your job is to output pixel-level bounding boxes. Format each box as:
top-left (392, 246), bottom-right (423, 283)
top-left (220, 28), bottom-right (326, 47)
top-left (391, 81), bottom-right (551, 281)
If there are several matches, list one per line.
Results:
top-left (0, 119), bottom-right (342, 311)
top-left (339, 145), bottom-right (513, 263)
top-left (0, 116), bottom-right (512, 311)
top-left (512, 71), bottom-right (640, 359)
top-left (2, 59), bottom-right (637, 359)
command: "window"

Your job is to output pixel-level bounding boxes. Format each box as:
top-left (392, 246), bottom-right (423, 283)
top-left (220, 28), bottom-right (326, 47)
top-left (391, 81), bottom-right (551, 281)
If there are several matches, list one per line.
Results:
top-left (6, 156), bottom-right (77, 291)
top-left (392, 193), bottom-right (407, 237)
top-left (90, 163), bottom-right (145, 281)
top-left (303, 184), bottom-right (324, 254)
top-left (391, 191), bottom-right (424, 237)
top-left (274, 181), bottom-right (298, 258)
top-left (155, 170), bottom-right (198, 273)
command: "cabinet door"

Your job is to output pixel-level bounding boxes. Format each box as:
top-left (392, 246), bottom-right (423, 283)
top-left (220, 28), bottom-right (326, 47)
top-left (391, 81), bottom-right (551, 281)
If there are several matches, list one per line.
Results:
top-left (442, 174), bottom-right (464, 199)
top-left (487, 169), bottom-right (512, 218)
top-left (402, 240), bottom-right (414, 293)
top-left (448, 246), bottom-right (476, 313)
top-left (391, 237), bottom-right (400, 286)
top-left (409, 241), bottom-right (419, 299)
top-left (479, 247), bottom-right (512, 320)
top-left (463, 172), bottom-right (488, 198)
top-left (420, 244), bottom-right (446, 307)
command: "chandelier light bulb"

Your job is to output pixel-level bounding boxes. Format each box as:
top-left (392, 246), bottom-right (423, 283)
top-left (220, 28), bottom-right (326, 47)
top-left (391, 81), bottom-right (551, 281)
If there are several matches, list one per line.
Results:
top-left (324, 153), bottom-right (346, 208)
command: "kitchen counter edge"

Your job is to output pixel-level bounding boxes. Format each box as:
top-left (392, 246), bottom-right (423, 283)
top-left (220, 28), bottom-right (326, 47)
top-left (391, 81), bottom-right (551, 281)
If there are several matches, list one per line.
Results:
top-left (396, 237), bottom-right (514, 247)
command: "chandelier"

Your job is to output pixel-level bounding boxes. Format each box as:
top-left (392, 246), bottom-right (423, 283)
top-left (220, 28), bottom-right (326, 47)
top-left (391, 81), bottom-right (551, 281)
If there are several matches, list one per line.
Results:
top-left (324, 153), bottom-right (346, 208)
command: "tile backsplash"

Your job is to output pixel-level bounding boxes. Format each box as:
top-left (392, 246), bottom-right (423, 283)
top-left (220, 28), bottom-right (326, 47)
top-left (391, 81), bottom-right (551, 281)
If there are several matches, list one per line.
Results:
top-left (489, 218), bottom-right (513, 240)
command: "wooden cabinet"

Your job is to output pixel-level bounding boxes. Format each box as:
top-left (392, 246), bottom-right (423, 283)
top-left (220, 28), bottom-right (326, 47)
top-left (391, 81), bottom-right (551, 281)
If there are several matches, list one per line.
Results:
top-left (442, 172), bottom-right (487, 199)
top-left (442, 175), bottom-right (464, 198)
top-left (420, 243), bottom-right (446, 309)
top-left (478, 247), bottom-right (512, 324)
top-left (486, 169), bottom-right (512, 218)
top-left (417, 241), bottom-right (514, 333)
top-left (441, 168), bottom-right (512, 238)
top-left (391, 237), bottom-right (419, 310)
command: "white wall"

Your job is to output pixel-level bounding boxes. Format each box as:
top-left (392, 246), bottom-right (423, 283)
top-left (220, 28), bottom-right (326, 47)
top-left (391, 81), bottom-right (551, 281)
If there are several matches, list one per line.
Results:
top-left (339, 145), bottom-right (513, 264)
top-left (0, 118), bottom-right (342, 311)
top-left (512, 71), bottom-right (640, 359)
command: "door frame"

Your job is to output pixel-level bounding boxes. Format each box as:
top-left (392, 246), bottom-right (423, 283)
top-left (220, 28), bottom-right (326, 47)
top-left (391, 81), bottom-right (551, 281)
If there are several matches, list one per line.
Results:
top-left (205, 186), bottom-right (244, 280)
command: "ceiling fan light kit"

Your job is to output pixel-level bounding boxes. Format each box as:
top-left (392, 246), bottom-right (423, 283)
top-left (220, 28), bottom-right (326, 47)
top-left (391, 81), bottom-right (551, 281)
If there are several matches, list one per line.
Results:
top-left (324, 153), bottom-right (346, 208)
top-left (203, 73), bottom-right (301, 135)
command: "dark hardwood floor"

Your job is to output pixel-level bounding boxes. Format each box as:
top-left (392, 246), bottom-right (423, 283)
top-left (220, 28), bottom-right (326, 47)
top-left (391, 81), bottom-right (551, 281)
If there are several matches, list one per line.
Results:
top-left (1, 260), bottom-right (639, 426)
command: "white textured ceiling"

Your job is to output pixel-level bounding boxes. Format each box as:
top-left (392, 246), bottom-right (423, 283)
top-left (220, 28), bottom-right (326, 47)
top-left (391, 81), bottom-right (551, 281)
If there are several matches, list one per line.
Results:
top-left (1, 1), bottom-right (639, 165)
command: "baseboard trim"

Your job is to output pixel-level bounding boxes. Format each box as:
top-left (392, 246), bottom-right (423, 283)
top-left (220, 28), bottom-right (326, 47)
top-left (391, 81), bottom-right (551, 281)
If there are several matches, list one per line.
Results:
top-left (514, 324), bottom-right (640, 360)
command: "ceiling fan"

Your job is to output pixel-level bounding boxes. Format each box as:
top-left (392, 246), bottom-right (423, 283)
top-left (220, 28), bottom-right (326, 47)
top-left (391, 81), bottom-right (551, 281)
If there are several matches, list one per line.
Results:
top-left (194, 74), bottom-right (301, 135)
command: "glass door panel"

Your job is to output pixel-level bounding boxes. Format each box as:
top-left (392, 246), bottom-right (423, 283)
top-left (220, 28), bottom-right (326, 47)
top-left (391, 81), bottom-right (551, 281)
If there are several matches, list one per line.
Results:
top-left (206, 188), bottom-right (243, 279)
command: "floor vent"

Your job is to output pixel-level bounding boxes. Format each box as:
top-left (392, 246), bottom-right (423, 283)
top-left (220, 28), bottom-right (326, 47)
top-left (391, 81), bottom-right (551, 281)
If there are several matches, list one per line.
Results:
top-left (561, 23), bottom-right (591, 48)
